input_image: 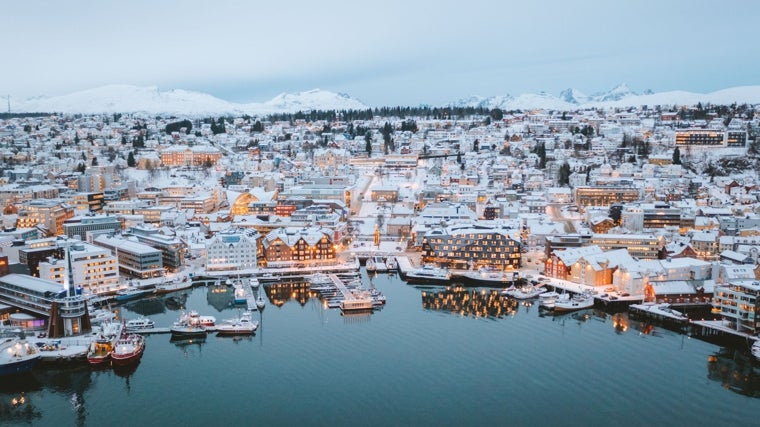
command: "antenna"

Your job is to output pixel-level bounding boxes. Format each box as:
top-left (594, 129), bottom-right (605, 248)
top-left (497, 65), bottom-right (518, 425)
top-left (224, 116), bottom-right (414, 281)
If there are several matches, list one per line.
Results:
top-left (4, 95), bottom-right (9, 114)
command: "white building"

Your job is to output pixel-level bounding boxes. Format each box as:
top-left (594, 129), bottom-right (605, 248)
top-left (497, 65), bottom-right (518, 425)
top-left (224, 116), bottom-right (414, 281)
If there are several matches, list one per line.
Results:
top-left (206, 229), bottom-right (258, 272)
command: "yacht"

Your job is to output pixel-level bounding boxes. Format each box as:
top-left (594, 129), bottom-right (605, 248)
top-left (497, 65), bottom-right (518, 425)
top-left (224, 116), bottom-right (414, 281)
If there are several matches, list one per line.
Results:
top-left (385, 256), bottom-right (398, 272)
top-left (365, 257), bottom-right (377, 273)
top-left (405, 265), bottom-right (452, 284)
top-left (0, 335), bottom-right (40, 377)
top-left (125, 317), bottom-right (155, 331)
top-left (216, 311), bottom-right (259, 336)
top-left (538, 291), bottom-right (562, 309)
top-left (554, 292), bottom-right (595, 313)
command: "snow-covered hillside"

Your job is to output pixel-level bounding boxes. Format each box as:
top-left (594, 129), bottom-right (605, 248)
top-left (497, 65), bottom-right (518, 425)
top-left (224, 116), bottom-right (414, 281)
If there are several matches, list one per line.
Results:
top-left (13, 86), bottom-right (368, 116)
top-left (453, 84), bottom-right (760, 111)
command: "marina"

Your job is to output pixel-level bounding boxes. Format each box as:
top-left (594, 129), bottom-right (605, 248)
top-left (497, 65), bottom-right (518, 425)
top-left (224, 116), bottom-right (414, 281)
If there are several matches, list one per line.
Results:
top-left (0, 271), bottom-right (759, 426)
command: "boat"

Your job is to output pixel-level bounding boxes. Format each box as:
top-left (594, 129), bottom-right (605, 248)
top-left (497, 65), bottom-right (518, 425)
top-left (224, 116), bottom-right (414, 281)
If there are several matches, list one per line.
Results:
top-left (170, 310), bottom-right (210, 337)
top-left (370, 288), bottom-right (386, 305)
top-left (752, 340), bottom-right (760, 361)
top-left (256, 295), bottom-right (266, 311)
top-left (110, 333), bottom-right (145, 366)
top-left (365, 256), bottom-right (377, 272)
top-left (114, 286), bottom-right (154, 302)
top-left (233, 282), bottom-right (247, 305)
top-left (86, 334), bottom-right (114, 365)
top-left (371, 256), bottom-right (388, 273)
top-left (502, 284), bottom-right (547, 300)
top-left (385, 256), bottom-right (398, 272)
top-left (125, 317), bottom-right (155, 331)
top-left (0, 335), bottom-right (41, 377)
top-left (538, 291), bottom-right (561, 309)
top-left (216, 311), bottom-right (259, 336)
top-left (405, 265), bottom-right (452, 284)
top-left (554, 292), bottom-right (595, 313)
top-left (250, 277), bottom-right (261, 290)
top-left (340, 296), bottom-right (374, 312)
top-left (156, 277), bottom-right (193, 294)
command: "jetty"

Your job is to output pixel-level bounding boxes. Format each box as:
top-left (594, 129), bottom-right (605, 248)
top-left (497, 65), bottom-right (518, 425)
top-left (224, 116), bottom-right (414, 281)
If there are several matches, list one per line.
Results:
top-left (629, 303), bottom-right (689, 327)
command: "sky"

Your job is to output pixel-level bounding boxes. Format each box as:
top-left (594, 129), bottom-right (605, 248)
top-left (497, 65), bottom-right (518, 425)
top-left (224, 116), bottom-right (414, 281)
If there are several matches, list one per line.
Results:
top-left (2, 0), bottom-right (759, 107)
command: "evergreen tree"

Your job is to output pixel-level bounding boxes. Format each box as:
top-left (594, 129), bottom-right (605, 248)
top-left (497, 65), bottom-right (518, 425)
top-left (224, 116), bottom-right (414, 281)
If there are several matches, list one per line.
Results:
top-left (127, 151), bottom-right (136, 167)
top-left (252, 120), bottom-right (264, 133)
top-left (672, 147), bottom-right (681, 165)
top-left (76, 162), bottom-right (86, 173)
top-left (365, 131), bottom-right (372, 156)
top-left (558, 162), bottom-right (571, 186)
top-left (92, 157), bottom-right (98, 166)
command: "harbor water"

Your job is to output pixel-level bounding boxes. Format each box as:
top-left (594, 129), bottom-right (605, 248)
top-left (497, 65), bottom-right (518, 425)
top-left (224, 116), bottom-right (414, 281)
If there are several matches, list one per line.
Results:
top-left (2, 270), bottom-right (759, 426)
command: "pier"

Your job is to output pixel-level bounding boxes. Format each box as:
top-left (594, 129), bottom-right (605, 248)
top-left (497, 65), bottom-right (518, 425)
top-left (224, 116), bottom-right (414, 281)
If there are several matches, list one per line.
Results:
top-left (629, 303), bottom-right (689, 327)
top-left (328, 274), bottom-right (356, 302)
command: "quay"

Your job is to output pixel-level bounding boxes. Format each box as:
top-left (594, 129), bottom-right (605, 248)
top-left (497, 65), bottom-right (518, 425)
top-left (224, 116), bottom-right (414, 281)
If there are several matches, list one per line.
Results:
top-left (690, 320), bottom-right (760, 345)
top-left (629, 303), bottom-right (689, 328)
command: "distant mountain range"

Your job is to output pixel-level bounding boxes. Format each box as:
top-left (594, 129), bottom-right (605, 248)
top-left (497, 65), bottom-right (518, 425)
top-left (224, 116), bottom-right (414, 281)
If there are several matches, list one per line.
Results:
top-left (12, 85), bottom-right (368, 116)
top-left (452, 83), bottom-right (760, 111)
top-left (10, 83), bottom-right (760, 115)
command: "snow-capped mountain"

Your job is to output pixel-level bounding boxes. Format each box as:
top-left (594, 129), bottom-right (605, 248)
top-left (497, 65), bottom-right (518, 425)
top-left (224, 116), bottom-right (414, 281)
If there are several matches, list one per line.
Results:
top-left (12, 85), bottom-right (368, 116)
top-left (452, 84), bottom-right (760, 111)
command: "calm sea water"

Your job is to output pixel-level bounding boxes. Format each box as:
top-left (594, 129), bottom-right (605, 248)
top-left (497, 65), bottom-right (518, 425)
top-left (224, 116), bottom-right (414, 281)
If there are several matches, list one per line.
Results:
top-left (2, 270), bottom-right (760, 426)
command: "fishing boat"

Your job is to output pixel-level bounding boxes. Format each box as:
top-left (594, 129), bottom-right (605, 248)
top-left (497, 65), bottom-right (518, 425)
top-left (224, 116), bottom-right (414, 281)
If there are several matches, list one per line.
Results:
top-left (86, 334), bottom-right (114, 365)
top-left (554, 292), bottom-right (595, 313)
top-left (111, 333), bottom-right (145, 366)
top-left (125, 317), bottom-right (155, 331)
top-left (0, 335), bottom-right (41, 377)
top-left (405, 265), bottom-right (451, 284)
top-left (170, 311), bottom-right (209, 337)
top-left (216, 311), bottom-right (259, 336)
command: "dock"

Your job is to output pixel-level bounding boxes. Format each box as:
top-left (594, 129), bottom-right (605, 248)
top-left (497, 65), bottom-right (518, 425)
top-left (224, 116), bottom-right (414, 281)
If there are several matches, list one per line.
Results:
top-left (328, 274), bottom-right (356, 302)
top-left (629, 303), bottom-right (689, 327)
top-left (396, 256), bottom-right (416, 277)
top-left (131, 327), bottom-right (171, 334)
top-left (245, 282), bottom-right (258, 312)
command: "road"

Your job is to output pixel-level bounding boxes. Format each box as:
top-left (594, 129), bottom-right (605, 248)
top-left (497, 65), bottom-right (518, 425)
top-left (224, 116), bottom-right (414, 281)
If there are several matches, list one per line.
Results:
top-left (546, 203), bottom-right (578, 233)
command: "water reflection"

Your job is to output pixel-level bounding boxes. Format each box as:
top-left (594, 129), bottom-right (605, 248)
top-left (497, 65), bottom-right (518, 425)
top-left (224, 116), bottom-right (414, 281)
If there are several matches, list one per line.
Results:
top-left (421, 286), bottom-right (517, 318)
top-left (207, 284), bottom-right (233, 312)
top-left (123, 297), bottom-right (166, 316)
top-left (170, 336), bottom-right (206, 358)
top-left (707, 347), bottom-right (760, 398)
top-left (267, 281), bottom-right (314, 307)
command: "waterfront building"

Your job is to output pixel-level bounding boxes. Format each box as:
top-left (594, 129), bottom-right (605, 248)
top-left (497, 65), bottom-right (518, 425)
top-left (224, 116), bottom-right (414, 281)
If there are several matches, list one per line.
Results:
top-left (420, 223), bottom-right (521, 271)
top-left (127, 226), bottom-right (185, 272)
top-left (0, 273), bottom-right (91, 337)
top-left (262, 227), bottom-right (336, 265)
top-left (713, 280), bottom-right (760, 334)
top-left (205, 229), bottom-right (259, 272)
top-left (93, 234), bottom-right (164, 279)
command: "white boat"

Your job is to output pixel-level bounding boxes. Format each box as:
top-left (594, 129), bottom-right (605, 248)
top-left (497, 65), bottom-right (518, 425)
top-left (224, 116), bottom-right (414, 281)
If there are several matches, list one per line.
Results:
top-left (216, 311), bottom-right (259, 336)
top-left (385, 256), bottom-right (398, 272)
top-left (156, 277), bottom-right (193, 294)
top-left (365, 257), bottom-right (377, 272)
top-left (538, 291), bottom-right (561, 309)
top-left (372, 256), bottom-right (388, 273)
top-left (249, 277), bottom-right (261, 290)
top-left (256, 295), bottom-right (266, 311)
top-left (405, 265), bottom-right (451, 284)
top-left (125, 317), bottom-right (155, 331)
top-left (752, 340), bottom-right (760, 361)
top-left (233, 282), bottom-right (247, 304)
top-left (554, 292), bottom-right (595, 313)
top-left (0, 335), bottom-right (40, 377)
top-left (340, 296), bottom-right (374, 312)
top-left (502, 284), bottom-right (547, 300)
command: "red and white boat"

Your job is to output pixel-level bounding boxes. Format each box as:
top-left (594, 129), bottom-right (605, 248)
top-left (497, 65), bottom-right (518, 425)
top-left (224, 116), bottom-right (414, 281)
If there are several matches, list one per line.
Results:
top-left (110, 333), bottom-right (145, 366)
top-left (86, 335), bottom-right (115, 366)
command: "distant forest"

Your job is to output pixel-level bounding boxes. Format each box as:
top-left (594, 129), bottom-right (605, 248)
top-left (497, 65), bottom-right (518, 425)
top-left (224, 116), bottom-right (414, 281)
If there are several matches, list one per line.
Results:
top-left (265, 106), bottom-right (506, 122)
top-left (0, 112), bottom-right (53, 119)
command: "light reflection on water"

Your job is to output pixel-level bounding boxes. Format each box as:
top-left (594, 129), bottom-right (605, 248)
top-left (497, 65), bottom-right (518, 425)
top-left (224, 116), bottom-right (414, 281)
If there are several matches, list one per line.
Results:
top-left (1, 270), bottom-right (759, 426)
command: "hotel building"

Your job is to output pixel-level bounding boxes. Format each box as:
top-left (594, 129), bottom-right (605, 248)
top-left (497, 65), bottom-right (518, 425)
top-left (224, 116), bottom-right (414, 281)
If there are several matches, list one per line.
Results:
top-left (421, 223), bottom-right (522, 271)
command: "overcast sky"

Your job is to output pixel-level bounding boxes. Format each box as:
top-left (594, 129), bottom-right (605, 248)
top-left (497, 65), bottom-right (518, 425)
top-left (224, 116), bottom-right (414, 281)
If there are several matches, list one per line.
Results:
top-left (2, 0), bottom-right (758, 106)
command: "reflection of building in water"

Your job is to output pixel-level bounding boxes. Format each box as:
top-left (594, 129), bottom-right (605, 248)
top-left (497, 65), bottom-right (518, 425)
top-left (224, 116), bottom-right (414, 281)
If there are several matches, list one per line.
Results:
top-left (421, 287), bottom-right (517, 318)
top-left (206, 285), bottom-right (233, 312)
top-left (707, 347), bottom-right (760, 398)
top-left (612, 313), bottom-right (629, 334)
top-left (267, 281), bottom-right (314, 307)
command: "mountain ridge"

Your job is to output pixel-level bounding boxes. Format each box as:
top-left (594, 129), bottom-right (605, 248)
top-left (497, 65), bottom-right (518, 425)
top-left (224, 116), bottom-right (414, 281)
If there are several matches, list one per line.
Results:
top-left (10, 83), bottom-right (760, 115)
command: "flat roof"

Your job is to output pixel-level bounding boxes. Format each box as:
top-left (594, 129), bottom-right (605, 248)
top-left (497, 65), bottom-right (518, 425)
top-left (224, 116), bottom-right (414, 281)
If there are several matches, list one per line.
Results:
top-left (0, 273), bottom-right (64, 294)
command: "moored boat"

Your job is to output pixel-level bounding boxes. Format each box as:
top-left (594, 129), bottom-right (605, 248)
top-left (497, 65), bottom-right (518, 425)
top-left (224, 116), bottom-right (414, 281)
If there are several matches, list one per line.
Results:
top-left (405, 265), bottom-right (451, 284)
top-left (385, 256), bottom-right (398, 272)
top-left (538, 291), bottom-right (561, 309)
top-left (502, 284), bottom-right (547, 300)
top-left (216, 311), bottom-right (259, 336)
top-left (86, 335), bottom-right (114, 365)
top-left (0, 336), bottom-right (41, 377)
top-left (233, 282), bottom-right (247, 304)
top-left (554, 292), bottom-right (595, 313)
top-left (156, 277), bottom-right (193, 294)
top-left (111, 333), bottom-right (145, 366)
top-left (125, 317), bottom-right (155, 331)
